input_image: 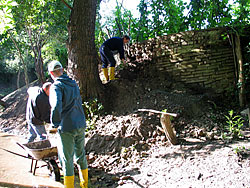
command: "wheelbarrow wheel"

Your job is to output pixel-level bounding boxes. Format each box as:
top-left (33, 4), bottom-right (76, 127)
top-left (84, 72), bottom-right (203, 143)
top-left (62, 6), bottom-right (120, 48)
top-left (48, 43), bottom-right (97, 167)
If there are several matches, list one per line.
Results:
top-left (48, 159), bottom-right (61, 182)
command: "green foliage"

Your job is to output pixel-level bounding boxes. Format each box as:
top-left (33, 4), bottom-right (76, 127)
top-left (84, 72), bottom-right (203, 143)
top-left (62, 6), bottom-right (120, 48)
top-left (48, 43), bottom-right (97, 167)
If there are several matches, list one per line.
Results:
top-left (162, 109), bottom-right (174, 120)
top-left (133, 0), bottom-right (188, 41)
top-left (1, 0), bottom-right (250, 87)
top-left (0, 0), bottom-right (70, 84)
top-left (95, 0), bottom-right (138, 48)
top-left (242, 36), bottom-right (250, 97)
top-left (162, 109), bottom-right (168, 113)
top-left (134, 0), bottom-right (149, 41)
top-left (98, 0), bottom-right (250, 43)
top-left (223, 110), bottom-right (244, 139)
top-left (187, 0), bottom-right (232, 29)
top-left (233, 145), bottom-right (247, 154)
top-left (55, 47), bottom-right (68, 67)
top-left (95, 11), bottom-right (105, 47)
top-left (0, 87), bottom-right (15, 97)
top-left (83, 98), bottom-right (104, 132)
top-left (0, 0), bottom-right (18, 34)
top-left (120, 144), bottom-right (138, 158)
top-left (231, 0), bottom-right (250, 26)
top-left (149, 0), bottom-right (187, 37)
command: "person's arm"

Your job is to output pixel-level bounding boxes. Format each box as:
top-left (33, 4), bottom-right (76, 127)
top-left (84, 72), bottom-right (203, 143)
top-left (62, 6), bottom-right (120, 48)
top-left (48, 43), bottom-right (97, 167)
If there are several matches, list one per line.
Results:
top-left (30, 89), bottom-right (43, 125)
top-left (121, 58), bottom-right (126, 66)
top-left (118, 44), bottom-right (125, 60)
top-left (118, 39), bottom-right (126, 65)
top-left (32, 98), bottom-right (42, 122)
top-left (49, 84), bottom-right (62, 129)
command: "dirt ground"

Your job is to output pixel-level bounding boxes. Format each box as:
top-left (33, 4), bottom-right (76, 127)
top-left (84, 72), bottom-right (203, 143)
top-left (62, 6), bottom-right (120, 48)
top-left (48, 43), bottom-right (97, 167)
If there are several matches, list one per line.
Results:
top-left (0, 61), bottom-right (250, 188)
top-left (1, 131), bottom-right (250, 188)
top-left (0, 132), bottom-right (64, 188)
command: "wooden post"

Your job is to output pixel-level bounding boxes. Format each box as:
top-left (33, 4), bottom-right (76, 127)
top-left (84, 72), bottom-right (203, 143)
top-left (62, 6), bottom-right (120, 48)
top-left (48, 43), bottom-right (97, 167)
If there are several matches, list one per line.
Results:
top-left (138, 109), bottom-right (178, 145)
top-left (247, 108), bottom-right (250, 128)
top-left (235, 33), bottom-right (245, 107)
top-left (160, 114), bottom-right (178, 145)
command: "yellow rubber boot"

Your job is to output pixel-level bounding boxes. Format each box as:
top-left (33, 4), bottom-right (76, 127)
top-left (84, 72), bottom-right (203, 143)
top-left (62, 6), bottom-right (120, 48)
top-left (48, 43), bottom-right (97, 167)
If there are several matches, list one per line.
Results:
top-left (109, 67), bottom-right (116, 80)
top-left (102, 68), bottom-right (109, 81)
top-left (64, 176), bottom-right (74, 188)
top-left (79, 168), bottom-right (88, 188)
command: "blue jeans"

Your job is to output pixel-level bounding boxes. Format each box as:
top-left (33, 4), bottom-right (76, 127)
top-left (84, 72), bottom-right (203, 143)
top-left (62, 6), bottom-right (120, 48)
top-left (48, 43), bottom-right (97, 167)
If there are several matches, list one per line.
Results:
top-left (28, 123), bottom-right (47, 143)
top-left (57, 127), bottom-right (88, 176)
top-left (99, 45), bottom-right (116, 68)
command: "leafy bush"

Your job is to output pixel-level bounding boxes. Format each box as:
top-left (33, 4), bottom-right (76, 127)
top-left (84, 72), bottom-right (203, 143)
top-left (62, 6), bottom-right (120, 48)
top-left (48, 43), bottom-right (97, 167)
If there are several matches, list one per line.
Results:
top-left (233, 146), bottom-right (247, 155)
top-left (223, 110), bottom-right (244, 139)
top-left (83, 98), bottom-right (104, 132)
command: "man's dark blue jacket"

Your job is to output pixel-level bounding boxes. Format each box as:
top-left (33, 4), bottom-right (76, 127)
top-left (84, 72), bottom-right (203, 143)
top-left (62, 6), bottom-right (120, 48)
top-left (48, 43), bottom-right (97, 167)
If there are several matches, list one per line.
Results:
top-left (102, 37), bottom-right (125, 59)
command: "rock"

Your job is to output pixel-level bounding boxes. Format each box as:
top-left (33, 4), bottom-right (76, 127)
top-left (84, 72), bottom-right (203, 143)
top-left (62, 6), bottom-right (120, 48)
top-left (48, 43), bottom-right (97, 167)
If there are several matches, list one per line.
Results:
top-left (121, 175), bottom-right (132, 180)
top-left (197, 172), bottom-right (203, 180)
top-left (90, 176), bottom-right (98, 183)
top-left (206, 132), bottom-right (215, 140)
top-left (118, 180), bottom-right (125, 185)
top-left (111, 176), bottom-right (120, 181)
top-left (86, 153), bottom-right (96, 164)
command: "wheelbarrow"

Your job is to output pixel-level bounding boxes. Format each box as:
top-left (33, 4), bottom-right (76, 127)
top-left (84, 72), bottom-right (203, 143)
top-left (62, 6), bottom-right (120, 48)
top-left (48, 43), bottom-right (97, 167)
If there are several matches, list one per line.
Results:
top-left (14, 139), bottom-right (61, 181)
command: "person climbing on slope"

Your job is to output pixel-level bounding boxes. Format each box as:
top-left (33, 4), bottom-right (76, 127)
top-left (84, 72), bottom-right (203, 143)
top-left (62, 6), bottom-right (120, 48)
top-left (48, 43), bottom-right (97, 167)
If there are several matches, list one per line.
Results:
top-left (99, 35), bottom-right (130, 82)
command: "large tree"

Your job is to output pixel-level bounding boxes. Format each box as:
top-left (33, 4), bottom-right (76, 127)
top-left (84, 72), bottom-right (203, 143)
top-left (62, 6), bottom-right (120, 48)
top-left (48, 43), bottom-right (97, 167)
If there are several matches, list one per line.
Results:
top-left (67, 0), bottom-right (103, 100)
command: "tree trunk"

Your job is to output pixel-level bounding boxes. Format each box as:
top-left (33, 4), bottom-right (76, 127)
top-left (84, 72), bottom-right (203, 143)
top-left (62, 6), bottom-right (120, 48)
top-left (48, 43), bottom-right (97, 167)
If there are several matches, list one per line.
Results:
top-left (67, 0), bottom-right (103, 101)
top-left (9, 32), bottom-right (29, 88)
top-left (26, 27), bottom-right (45, 84)
top-left (235, 33), bottom-right (245, 107)
top-left (36, 45), bottom-right (45, 83)
top-left (17, 68), bottom-right (20, 89)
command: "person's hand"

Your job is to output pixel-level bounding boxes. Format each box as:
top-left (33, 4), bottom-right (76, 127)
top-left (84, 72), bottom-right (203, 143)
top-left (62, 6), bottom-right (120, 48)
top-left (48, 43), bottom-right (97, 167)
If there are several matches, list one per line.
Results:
top-left (121, 59), bottom-right (126, 66)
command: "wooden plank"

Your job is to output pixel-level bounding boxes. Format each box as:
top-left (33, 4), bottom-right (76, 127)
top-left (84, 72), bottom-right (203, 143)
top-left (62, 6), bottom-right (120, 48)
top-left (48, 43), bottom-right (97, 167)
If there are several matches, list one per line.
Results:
top-left (138, 109), bottom-right (177, 117)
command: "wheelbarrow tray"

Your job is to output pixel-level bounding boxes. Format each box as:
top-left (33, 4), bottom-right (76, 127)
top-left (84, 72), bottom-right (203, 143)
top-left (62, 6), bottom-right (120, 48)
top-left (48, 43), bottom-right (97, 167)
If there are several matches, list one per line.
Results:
top-left (21, 139), bottom-right (58, 160)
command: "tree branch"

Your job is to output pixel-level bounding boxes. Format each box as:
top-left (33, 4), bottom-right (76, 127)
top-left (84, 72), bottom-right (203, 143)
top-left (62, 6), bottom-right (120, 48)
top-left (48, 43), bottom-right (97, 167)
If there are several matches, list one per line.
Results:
top-left (61, 0), bottom-right (73, 10)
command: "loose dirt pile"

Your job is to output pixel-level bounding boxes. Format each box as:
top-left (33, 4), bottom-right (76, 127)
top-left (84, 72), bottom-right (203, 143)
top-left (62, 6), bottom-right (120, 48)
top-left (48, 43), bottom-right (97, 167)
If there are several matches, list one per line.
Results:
top-left (0, 61), bottom-right (250, 188)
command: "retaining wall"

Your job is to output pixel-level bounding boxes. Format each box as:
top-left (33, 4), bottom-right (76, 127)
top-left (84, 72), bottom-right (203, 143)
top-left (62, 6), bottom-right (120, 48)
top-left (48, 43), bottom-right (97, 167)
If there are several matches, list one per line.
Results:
top-left (127, 27), bottom-right (235, 94)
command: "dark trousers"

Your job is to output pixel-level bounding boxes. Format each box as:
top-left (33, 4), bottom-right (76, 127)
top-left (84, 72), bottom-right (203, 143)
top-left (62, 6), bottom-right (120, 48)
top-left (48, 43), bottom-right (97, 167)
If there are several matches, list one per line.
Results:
top-left (57, 128), bottom-right (88, 176)
top-left (99, 45), bottom-right (116, 68)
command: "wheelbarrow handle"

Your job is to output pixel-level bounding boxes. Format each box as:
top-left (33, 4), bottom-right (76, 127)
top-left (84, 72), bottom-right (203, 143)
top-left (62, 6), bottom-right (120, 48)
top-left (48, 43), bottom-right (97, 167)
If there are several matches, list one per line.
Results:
top-left (0, 147), bottom-right (33, 160)
top-left (16, 141), bottom-right (26, 150)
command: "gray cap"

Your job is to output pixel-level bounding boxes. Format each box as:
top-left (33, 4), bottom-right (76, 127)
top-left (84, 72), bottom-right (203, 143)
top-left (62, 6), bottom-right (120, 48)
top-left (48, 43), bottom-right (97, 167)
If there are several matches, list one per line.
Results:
top-left (48, 60), bottom-right (63, 72)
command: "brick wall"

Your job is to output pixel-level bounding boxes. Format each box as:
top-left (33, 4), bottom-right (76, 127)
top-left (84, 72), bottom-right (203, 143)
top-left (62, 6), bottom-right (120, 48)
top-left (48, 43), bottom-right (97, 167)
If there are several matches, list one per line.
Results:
top-left (127, 27), bottom-right (235, 94)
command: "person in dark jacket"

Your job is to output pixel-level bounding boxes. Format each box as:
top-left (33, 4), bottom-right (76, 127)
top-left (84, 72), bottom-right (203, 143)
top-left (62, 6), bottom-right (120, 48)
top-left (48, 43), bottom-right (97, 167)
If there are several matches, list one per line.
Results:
top-left (26, 82), bottom-right (52, 143)
top-left (99, 35), bottom-right (130, 82)
top-left (48, 60), bottom-right (88, 188)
